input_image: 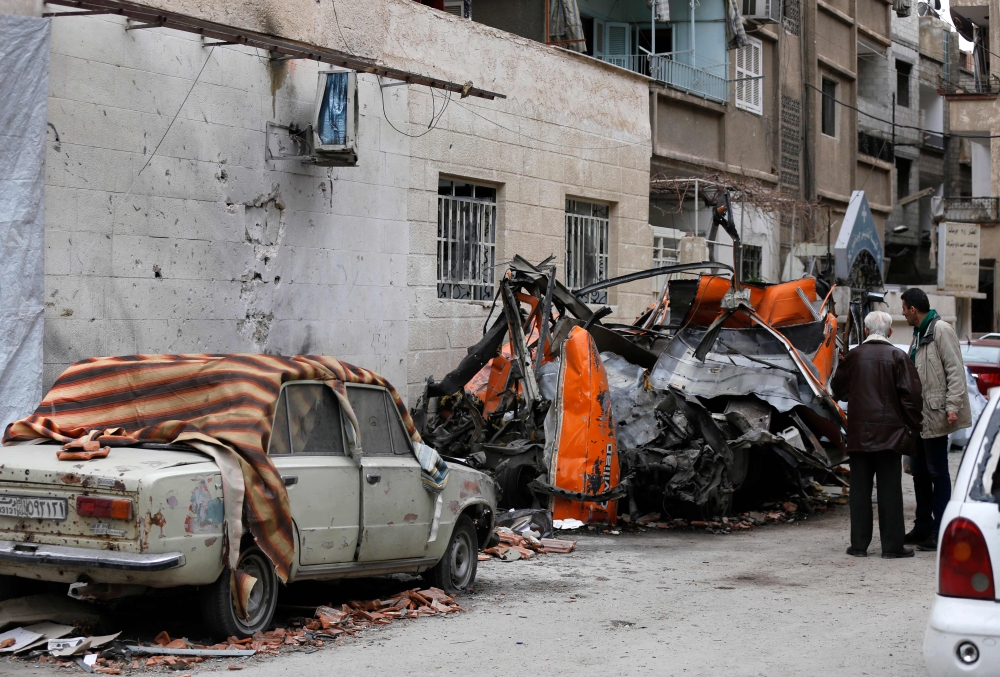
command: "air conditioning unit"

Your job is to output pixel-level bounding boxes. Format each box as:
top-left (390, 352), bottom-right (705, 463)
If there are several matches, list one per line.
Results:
top-left (742, 0), bottom-right (780, 23)
top-left (308, 68), bottom-right (358, 166)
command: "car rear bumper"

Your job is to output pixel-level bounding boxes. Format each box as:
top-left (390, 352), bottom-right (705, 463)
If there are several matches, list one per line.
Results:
top-left (925, 595), bottom-right (1000, 676)
top-left (0, 540), bottom-right (185, 572)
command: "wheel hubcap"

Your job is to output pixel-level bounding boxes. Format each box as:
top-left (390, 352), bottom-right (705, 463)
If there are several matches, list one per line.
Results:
top-left (237, 553), bottom-right (271, 628)
top-left (450, 531), bottom-right (474, 589)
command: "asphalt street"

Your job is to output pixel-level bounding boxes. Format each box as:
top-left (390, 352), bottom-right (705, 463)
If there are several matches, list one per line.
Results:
top-left (3, 455), bottom-right (957, 677)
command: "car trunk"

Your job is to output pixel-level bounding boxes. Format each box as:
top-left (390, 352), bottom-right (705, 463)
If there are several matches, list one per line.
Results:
top-left (0, 444), bottom-right (210, 542)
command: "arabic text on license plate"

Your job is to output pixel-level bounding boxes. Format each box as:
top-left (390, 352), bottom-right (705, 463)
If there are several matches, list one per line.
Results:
top-left (0, 495), bottom-right (68, 520)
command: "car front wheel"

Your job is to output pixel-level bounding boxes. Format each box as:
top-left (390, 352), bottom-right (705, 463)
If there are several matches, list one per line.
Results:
top-left (426, 514), bottom-right (478, 595)
top-left (201, 544), bottom-right (279, 639)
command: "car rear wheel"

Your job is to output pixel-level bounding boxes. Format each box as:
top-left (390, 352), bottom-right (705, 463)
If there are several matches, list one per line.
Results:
top-left (426, 515), bottom-right (478, 595)
top-left (201, 544), bottom-right (278, 639)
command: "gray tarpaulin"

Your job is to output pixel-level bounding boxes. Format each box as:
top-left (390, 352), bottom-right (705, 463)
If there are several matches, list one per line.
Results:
top-left (0, 15), bottom-right (49, 433)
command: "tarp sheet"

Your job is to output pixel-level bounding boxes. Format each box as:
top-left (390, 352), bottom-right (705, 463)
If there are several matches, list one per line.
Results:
top-left (0, 15), bottom-right (48, 435)
top-left (3, 354), bottom-right (448, 581)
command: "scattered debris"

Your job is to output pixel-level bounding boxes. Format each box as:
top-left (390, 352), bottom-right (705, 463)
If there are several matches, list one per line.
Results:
top-left (481, 526), bottom-right (576, 561)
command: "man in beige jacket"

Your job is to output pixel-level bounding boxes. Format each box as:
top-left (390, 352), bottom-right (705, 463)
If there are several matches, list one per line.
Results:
top-left (900, 288), bottom-right (972, 551)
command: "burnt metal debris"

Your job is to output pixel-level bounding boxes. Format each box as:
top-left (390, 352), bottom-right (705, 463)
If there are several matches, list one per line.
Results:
top-left (413, 194), bottom-right (849, 523)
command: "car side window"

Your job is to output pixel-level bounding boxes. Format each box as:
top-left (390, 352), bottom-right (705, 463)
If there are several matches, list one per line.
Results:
top-left (346, 386), bottom-right (393, 456)
top-left (269, 390), bottom-right (291, 455)
top-left (285, 384), bottom-right (346, 456)
top-left (384, 392), bottom-right (413, 456)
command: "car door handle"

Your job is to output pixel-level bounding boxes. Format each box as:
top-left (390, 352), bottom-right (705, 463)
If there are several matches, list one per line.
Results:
top-left (366, 473), bottom-right (381, 485)
top-left (281, 475), bottom-right (298, 487)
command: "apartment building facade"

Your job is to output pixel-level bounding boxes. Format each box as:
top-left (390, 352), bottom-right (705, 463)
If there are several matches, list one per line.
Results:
top-left (475, 0), bottom-right (894, 289)
top-left (0, 0), bottom-right (652, 428)
top-left (942, 0), bottom-right (1000, 333)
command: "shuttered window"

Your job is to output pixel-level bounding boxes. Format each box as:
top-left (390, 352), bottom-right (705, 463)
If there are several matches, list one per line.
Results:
top-left (734, 37), bottom-right (763, 115)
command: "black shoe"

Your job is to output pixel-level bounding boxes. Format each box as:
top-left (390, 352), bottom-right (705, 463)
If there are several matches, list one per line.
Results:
top-left (846, 547), bottom-right (868, 557)
top-left (882, 547), bottom-right (915, 559)
top-left (904, 528), bottom-right (931, 544)
top-left (916, 536), bottom-right (938, 551)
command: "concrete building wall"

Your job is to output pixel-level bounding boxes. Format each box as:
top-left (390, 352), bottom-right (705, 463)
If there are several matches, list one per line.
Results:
top-left (400, 12), bottom-right (651, 400)
top-left (43, 14), bottom-right (412, 390)
top-left (39, 0), bottom-right (652, 403)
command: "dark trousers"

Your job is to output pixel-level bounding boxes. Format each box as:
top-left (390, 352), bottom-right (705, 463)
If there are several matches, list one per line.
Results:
top-left (849, 451), bottom-right (905, 553)
top-left (912, 434), bottom-right (951, 534)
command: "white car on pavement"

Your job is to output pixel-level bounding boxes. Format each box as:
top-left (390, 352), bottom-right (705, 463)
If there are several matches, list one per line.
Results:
top-left (924, 388), bottom-right (1000, 676)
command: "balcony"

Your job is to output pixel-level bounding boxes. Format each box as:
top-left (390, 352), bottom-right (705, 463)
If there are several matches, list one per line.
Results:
top-left (937, 73), bottom-right (1000, 99)
top-left (599, 53), bottom-right (729, 104)
top-left (943, 197), bottom-right (1000, 223)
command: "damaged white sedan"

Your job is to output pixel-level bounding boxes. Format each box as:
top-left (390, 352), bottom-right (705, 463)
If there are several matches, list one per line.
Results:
top-left (0, 355), bottom-right (496, 639)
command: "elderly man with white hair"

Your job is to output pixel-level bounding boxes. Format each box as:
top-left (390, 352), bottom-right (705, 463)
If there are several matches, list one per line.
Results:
top-left (831, 310), bottom-right (923, 558)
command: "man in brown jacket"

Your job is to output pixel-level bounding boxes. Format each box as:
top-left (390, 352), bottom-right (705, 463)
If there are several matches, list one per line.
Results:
top-left (832, 310), bottom-right (923, 558)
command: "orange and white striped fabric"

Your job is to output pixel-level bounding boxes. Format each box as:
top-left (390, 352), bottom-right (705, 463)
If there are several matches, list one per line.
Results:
top-left (2, 354), bottom-right (420, 581)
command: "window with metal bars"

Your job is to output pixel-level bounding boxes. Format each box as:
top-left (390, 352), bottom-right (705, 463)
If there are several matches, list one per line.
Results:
top-left (734, 37), bottom-right (763, 115)
top-left (437, 179), bottom-right (497, 301)
top-left (741, 244), bottom-right (763, 282)
top-left (565, 199), bottom-right (610, 304)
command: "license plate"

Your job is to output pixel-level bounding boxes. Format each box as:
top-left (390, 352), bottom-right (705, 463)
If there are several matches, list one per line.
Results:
top-left (0, 495), bottom-right (68, 520)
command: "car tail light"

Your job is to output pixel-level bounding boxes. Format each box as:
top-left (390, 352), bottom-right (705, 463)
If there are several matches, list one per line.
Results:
top-left (76, 496), bottom-right (132, 520)
top-left (939, 517), bottom-right (995, 600)
top-left (976, 371), bottom-right (1000, 395)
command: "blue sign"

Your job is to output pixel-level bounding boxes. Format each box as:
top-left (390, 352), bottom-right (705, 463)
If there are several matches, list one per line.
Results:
top-left (834, 191), bottom-right (883, 281)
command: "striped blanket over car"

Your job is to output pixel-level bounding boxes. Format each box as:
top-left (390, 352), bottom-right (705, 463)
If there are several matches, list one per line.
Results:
top-left (2, 354), bottom-right (449, 582)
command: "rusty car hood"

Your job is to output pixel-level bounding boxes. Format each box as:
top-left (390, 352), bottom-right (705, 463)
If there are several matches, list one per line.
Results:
top-left (0, 444), bottom-right (214, 492)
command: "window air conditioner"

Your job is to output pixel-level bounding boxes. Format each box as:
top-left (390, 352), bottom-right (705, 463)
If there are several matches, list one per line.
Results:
top-left (742, 0), bottom-right (780, 23)
top-left (308, 68), bottom-right (358, 166)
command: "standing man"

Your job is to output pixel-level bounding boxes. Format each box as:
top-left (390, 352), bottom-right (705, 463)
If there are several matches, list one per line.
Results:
top-left (832, 310), bottom-right (923, 558)
top-left (900, 287), bottom-right (971, 551)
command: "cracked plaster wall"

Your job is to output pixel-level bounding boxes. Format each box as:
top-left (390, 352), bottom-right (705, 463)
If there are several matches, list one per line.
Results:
top-left (43, 14), bottom-right (409, 391)
top-left (41, 0), bottom-right (651, 406)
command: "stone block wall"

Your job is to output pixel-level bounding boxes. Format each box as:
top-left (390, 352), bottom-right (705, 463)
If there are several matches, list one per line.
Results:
top-left (43, 15), bottom-right (411, 390)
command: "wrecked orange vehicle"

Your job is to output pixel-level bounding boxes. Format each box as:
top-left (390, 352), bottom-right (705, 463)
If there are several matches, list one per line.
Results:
top-left (415, 195), bottom-right (849, 523)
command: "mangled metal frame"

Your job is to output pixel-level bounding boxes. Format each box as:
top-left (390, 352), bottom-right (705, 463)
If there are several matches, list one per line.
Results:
top-left (414, 194), bottom-right (850, 522)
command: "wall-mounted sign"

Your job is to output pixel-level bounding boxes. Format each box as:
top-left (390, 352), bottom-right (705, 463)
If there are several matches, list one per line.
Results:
top-left (834, 191), bottom-right (884, 284)
top-left (938, 222), bottom-right (980, 292)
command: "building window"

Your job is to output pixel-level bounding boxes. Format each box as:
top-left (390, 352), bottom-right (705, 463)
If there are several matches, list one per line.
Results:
top-left (437, 178), bottom-right (497, 301)
top-left (741, 244), bottom-right (763, 282)
top-left (896, 157), bottom-right (912, 202)
top-left (821, 78), bottom-right (837, 137)
top-left (895, 60), bottom-right (911, 108)
top-left (734, 37), bottom-right (763, 115)
top-left (652, 226), bottom-right (682, 292)
top-left (566, 199), bottom-right (610, 304)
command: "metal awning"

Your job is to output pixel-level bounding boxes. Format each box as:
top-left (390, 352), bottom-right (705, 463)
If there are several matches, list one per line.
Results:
top-left (44, 0), bottom-right (506, 100)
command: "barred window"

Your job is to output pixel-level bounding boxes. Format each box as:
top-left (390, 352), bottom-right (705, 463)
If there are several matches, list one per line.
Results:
top-left (565, 199), bottom-right (610, 304)
top-left (437, 179), bottom-right (497, 301)
top-left (741, 244), bottom-right (763, 282)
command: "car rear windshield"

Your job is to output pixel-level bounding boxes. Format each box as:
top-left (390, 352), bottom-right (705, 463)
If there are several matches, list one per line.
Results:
top-left (961, 345), bottom-right (1000, 363)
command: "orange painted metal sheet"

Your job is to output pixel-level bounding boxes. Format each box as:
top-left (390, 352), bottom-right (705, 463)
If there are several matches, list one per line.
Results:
top-left (811, 314), bottom-right (838, 386)
top-left (550, 327), bottom-right (619, 525)
top-left (686, 276), bottom-right (820, 329)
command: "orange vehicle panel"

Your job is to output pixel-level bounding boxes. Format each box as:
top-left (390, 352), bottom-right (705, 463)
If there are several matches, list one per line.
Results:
top-left (685, 276), bottom-right (822, 329)
top-left (811, 314), bottom-right (839, 386)
top-left (550, 327), bottom-right (619, 525)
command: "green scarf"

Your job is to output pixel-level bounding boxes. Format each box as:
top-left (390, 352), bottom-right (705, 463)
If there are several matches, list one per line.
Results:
top-left (910, 309), bottom-right (938, 364)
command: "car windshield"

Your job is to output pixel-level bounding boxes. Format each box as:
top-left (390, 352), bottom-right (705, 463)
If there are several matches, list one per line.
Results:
top-left (961, 345), bottom-right (1000, 363)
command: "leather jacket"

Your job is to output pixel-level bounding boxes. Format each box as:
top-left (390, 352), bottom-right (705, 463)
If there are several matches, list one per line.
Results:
top-left (831, 337), bottom-right (924, 453)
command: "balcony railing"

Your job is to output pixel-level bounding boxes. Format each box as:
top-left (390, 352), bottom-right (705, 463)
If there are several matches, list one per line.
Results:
top-left (598, 53), bottom-right (729, 104)
top-left (943, 197), bottom-right (1000, 223)
top-left (922, 131), bottom-right (946, 151)
top-left (937, 74), bottom-right (1000, 98)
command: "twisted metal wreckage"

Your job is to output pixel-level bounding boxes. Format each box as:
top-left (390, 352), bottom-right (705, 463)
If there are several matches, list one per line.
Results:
top-left (412, 195), bottom-right (850, 525)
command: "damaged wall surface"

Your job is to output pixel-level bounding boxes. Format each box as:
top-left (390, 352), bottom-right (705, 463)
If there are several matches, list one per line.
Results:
top-left (42, 14), bottom-right (410, 390)
top-left (0, 14), bottom-right (48, 431)
top-left (38, 0), bottom-right (652, 405)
